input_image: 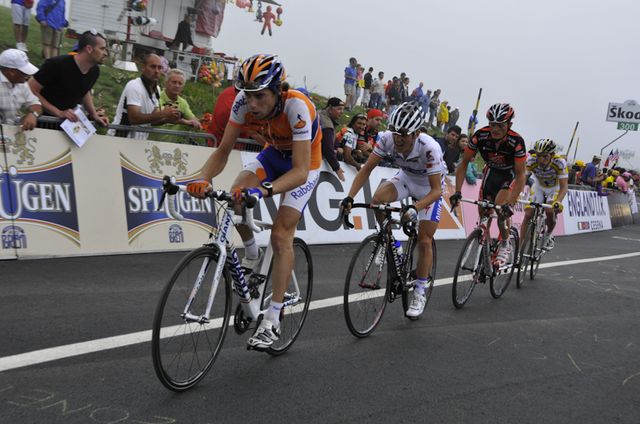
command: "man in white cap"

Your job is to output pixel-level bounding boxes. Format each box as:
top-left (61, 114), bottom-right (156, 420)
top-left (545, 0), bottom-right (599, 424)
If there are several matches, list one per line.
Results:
top-left (0, 48), bottom-right (42, 131)
top-left (580, 154), bottom-right (604, 187)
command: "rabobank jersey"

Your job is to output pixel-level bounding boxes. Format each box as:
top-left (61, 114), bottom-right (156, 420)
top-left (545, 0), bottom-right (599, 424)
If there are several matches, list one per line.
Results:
top-left (373, 131), bottom-right (445, 184)
top-left (228, 89), bottom-right (323, 169)
top-left (526, 154), bottom-right (568, 188)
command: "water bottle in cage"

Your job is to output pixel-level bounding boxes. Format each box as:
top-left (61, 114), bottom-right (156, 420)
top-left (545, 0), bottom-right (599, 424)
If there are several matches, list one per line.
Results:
top-left (393, 239), bottom-right (404, 264)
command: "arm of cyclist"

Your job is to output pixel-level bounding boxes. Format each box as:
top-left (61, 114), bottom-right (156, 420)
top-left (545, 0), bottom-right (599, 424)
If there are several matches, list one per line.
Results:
top-left (188, 124), bottom-right (242, 198)
top-left (553, 178), bottom-right (568, 212)
top-left (341, 152), bottom-right (383, 213)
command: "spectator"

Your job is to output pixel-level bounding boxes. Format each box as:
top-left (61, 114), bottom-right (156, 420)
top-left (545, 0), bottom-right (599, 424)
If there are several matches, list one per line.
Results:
top-left (361, 66), bottom-right (373, 108)
top-left (401, 77), bottom-right (410, 102)
top-left (109, 53), bottom-right (180, 140)
top-left (458, 133), bottom-right (469, 151)
top-left (207, 85), bottom-right (238, 147)
top-left (155, 68), bottom-right (201, 142)
top-left (387, 78), bottom-right (403, 115)
top-left (364, 108), bottom-right (384, 146)
top-left (29, 30), bottom-right (109, 126)
top-left (0, 49), bottom-right (42, 130)
top-left (427, 89), bottom-right (440, 128)
top-left (354, 64), bottom-right (364, 109)
top-left (437, 101), bottom-right (449, 131)
top-left (36, 0), bottom-right (67, 59)
top-left (468, 109), bottom-right (479, 135)
top-left (580, 155), bottom-right (604, 187)
top-left (411, 82), bottom-right (424, 101)
top-left (369, 71), bottom-right (385, 110)
top-left (11, 0), bottom-right (33, 52)
top-left (169, 14), bottom-right (194, 51)
top-left (344, 57), bottom-right (357, 110)
top-left (441, 125), bottom-right (462, 174)
top-left (446, 106), bottom-right (459, 132)
top-left (318, 97), bottom-right (345, 181)
top-left (339, 114), bottom-right (367, 171)
top-left (419, 89), bottom-right (431, 115)
top-left (616, 172), bottom-right (631, 193)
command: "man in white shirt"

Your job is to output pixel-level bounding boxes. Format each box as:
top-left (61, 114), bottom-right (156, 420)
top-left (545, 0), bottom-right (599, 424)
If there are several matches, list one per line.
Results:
top-left (109, 53), bottom-right (179, 140)
top-left (0, 49), bottom-right (42, 130)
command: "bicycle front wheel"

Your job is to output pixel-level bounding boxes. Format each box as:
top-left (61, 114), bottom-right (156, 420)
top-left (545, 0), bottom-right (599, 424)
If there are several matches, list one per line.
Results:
top-left (344, 234), bottom-right (389, 337)
top-left (401, 237), bottom-right (436, 317)
top-left (517, 224), bottom-right (535, 288)
top-left (262, 237), bottom-right (313, 355)
top-left (530, 227), bottom-right (545, 280)
top-left (452, 229), bottom-right (483, 309)
top-left (152, 246), bottom-right (232, 392)
top-left (490, 227), bottom-right (519, 299)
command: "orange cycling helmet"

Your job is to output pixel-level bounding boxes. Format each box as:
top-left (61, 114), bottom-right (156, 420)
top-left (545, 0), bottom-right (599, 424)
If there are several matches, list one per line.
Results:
top-left (236, 54), bottom-right (285, 92)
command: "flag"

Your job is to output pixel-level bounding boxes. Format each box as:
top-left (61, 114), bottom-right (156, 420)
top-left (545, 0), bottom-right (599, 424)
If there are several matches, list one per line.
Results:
top-left (604, 149), bottom-right (614, 168)
top-left (612, 149), bottom-right (620, 167)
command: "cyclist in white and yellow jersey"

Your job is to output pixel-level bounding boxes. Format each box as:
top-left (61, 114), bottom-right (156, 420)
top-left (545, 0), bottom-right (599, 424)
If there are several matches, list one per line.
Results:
top-left (521, 138), bottom-right (568, 250)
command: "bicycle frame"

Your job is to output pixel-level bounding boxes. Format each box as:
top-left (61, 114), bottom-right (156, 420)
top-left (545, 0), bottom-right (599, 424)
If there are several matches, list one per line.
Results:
top-left (164, 183), bottom-right (304, 327)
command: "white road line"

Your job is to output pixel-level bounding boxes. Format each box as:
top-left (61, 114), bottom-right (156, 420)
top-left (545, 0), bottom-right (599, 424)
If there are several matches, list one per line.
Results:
top-left (1, 250), bottom-right (640, 373)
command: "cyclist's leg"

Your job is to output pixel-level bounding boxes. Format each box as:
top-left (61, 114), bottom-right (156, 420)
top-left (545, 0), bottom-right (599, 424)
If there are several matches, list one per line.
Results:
top-left (415, 219), bottom-right (438, 280)
top-left (545, 187), bottom-right (560, 233)
top-left (520, 183), bottom-right (536, 247)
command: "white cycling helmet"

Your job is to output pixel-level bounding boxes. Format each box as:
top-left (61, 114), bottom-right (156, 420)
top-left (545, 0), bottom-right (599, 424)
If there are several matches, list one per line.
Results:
top-left (534, 138), bottom-right (556, 154)
top-left (388, 101), bottom-right (425, 134)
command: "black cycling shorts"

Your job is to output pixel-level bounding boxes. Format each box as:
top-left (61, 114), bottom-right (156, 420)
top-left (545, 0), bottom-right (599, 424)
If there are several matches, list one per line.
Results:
top-left (480, 167), bottom-right (514, 201)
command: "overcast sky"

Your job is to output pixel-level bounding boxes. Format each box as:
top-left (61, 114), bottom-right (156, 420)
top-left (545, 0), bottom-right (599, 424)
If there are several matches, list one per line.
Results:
top-left (210, 0), bottom-right (639, 168)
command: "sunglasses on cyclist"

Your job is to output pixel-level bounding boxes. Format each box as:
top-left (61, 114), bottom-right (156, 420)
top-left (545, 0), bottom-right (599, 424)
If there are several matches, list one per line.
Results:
top-left (235, 80), bottom-right (267, 92)
top-left (389, 126), bottom-right (410, 136)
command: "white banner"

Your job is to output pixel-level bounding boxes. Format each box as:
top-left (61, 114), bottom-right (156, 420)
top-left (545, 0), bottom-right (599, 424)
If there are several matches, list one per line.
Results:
top-left (562, 189), bottom-right (612, 234)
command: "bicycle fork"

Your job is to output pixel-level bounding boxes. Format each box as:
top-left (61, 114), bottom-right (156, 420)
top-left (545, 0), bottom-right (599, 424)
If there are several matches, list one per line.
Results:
top-left (182, 244), bottom-right (228, 324)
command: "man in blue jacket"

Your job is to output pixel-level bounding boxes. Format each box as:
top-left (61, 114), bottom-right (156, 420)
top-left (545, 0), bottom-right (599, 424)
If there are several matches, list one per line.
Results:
top-left (36, 0), bottom-right (67, 59)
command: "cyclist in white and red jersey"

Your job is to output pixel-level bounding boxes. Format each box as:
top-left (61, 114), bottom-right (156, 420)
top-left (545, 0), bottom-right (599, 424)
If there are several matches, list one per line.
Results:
top-left (187, 54), bottom-right (322, 350)
top-left (522, 138), bottom-right (568, 250)
top-left (341, 101), bottom-right (445, 318)
top-left (450, 103), bottom-right (527, 267)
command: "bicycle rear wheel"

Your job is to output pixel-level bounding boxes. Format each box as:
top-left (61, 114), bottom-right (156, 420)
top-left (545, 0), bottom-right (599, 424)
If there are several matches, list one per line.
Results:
top-left (152, 246), bottom-right (232, 392)
top-left (517, 224), bottom-right (535, 288)
top-left (490, 227), bottom-right (519, 298)
top-left (401, 238), bottom-right (436, 318)
top-left (262, 237), bottom-right (313, 355)
top-left (452, 229), bottom-right (483, 309)
top-left (344, 234), bottom-right (389, 337)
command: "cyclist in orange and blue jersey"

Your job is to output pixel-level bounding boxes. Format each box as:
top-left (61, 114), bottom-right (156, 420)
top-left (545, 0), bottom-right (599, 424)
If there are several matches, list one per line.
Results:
top-left (187, 54), bottom-right (322, 350)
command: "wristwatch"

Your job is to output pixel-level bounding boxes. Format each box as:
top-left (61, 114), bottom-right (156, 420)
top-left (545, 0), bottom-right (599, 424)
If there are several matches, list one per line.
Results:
top-left (261, 181), bottom-right (273, 197)
top-left (30, 110), bottom-right (40, 118)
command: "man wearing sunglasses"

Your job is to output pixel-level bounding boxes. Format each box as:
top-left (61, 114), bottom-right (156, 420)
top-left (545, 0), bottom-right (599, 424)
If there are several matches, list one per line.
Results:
top-left (186, 54), bottom-right (322, 350)
top-left (522, 138), bottom-right (568, 250)
top-left (450, 103), bottom-right (527, 267)
top-left (341, 101), bottom-right (445, 318)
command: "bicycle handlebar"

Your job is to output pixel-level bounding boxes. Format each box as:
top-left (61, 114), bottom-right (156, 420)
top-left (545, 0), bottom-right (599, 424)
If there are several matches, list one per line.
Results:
top-left (342, 202), bottom-right (415, 236)
top-left (159, 176), bottom-right (262, 233)
top-left (517, 199), bottom-right (553, 209)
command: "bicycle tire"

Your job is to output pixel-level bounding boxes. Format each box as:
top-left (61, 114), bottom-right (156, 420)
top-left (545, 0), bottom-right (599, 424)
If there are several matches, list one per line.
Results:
top-left (402, 238), bottom-right (436, 319)
top-left (262, 237), bottom-right (313, 355)
top-left (530, 227), bottom-right (545, 280)
top-left (517, 224), bottom-right (535, 288)
top-left (152, 246), bottom-right (232, 392)
top-left (344, 234), bottom-right (389, 338)
top-left (490, 227), bottom-right (519, 299)
top-left (452, 229), bottom-right (483, 309)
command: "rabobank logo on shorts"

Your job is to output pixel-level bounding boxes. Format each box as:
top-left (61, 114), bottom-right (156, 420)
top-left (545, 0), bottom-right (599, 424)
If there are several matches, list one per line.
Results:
top-left (0, 150), bottom-right (79, 246)
top-left (289, 176), bottom-right (318, 200)
top-left (120, 154), bottom-right (216, 243)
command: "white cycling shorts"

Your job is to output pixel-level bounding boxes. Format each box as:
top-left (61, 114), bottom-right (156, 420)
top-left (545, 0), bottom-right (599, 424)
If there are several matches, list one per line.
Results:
top-left (386, 172), bottom-right (442, 223)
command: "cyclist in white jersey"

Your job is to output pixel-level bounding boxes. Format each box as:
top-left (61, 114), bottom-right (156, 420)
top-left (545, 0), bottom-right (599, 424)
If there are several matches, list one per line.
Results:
top-left (341, 101), bottom-right (445, 318)
top-left (522, 138), bottom-right (568, 250)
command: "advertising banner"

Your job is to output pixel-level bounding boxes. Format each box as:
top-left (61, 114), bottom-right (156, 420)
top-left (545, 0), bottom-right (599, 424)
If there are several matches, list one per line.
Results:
top-left (562, 189), bottom-right (612, 234)
top-left (241, 152), bottom-right (466, 246)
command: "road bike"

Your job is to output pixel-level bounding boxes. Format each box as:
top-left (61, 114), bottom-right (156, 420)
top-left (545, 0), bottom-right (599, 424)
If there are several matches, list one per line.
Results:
top-left (517, 199), bottom-right (553, 287)
top-left (451, 198), bottom-right (519, 308)
top-left (151, 177), bottom-right (313, 392)
top-left (342, 203), bottom-right (437, 337)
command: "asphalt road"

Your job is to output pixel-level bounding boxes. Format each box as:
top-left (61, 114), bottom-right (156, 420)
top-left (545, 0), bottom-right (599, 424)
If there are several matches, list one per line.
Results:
top-left (1, 225), bottom-right (640, 424)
